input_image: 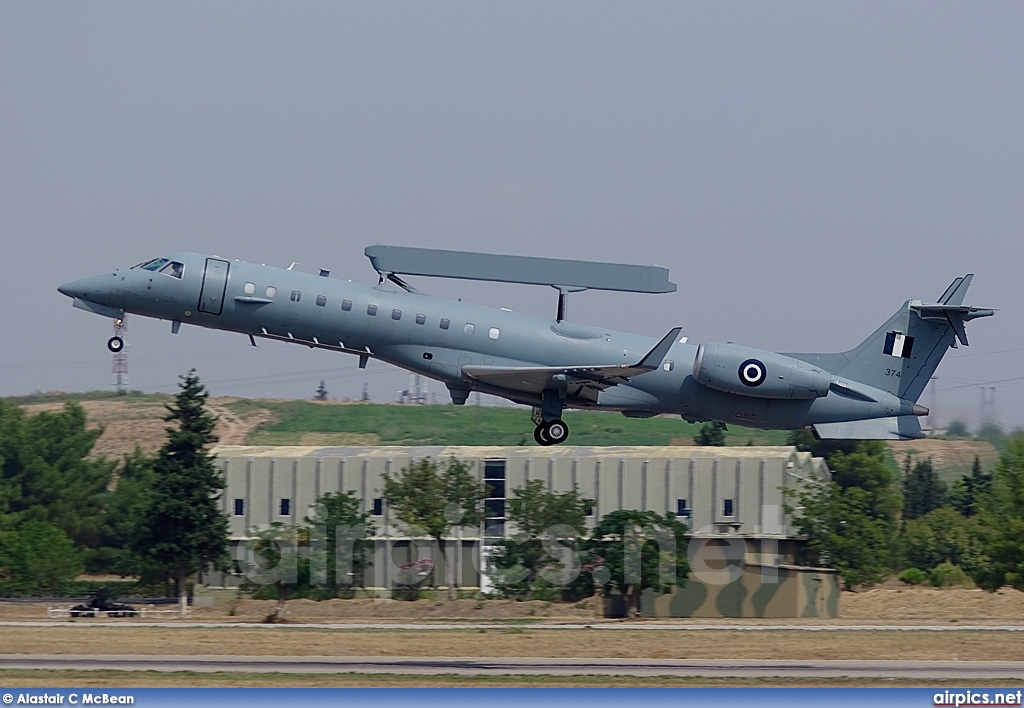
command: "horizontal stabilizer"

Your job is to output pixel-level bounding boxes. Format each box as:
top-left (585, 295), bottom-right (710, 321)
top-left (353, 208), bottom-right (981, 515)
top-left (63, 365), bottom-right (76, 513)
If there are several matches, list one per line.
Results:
top-left (364, 245), bottom-right (676, 293)
top-left (813, 416), bottom-right (924, 440)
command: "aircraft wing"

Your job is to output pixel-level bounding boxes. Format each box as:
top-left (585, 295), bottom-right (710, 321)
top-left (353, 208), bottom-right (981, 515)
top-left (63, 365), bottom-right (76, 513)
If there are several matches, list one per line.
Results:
top-left (462, 327), bottom-right (682, 395)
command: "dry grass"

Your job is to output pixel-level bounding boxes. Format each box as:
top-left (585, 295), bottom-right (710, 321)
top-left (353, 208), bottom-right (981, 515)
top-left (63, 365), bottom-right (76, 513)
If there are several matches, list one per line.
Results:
top-left (21, 397), bottom-right (272, 458)
top-left (2, 670), bottom-right (1013, 688)
top-left (3, 626), bottom-right (1021, 662)
top-left (889, 439), bottom-right (1000, 480)
top-left (841, 585), bottom-right (1024, 622)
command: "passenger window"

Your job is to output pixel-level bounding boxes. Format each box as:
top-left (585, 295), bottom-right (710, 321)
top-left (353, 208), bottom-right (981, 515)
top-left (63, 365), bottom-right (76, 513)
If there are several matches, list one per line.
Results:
top-left (159, 261), bottom-right (184, 279)
top-left (415, 313), bottom-right (426, 325)
top-left (342, 299), bottom-right (352, 311)
top-left (440, 318), bottom-right (450, 330)
top-left (464, 323), bottom-right (475, 334)
top-left (488, 327), bottom-right (500, 340)
top-left (244, 282), bottom-right (255, 294)
top-left (367, 304), bottom-right (378, 316)
top-left (663, 360), bottom-right (675, 372)
top-left (392, 309), bottom-right (401, 320)
top-left (290, 290), bottom-right (301, 302)
top-left (266, 286), bottom-right (277, 298)
top-left (316, 295), bottom-right (327, 307)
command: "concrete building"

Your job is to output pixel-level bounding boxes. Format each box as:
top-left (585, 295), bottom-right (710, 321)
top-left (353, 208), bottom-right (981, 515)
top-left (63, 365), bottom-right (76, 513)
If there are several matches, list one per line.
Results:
top-left (207, 444), bottom-right (838, 617)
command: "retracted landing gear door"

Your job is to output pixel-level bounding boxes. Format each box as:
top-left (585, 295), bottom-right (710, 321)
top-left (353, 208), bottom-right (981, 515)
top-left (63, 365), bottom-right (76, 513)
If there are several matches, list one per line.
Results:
top-left (198, 258), bottom-right (230, 315)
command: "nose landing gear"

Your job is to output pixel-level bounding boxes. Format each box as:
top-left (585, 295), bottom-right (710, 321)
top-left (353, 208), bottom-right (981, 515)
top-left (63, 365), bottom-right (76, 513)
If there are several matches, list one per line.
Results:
top-left (107, 336), bottom-right (124, 352)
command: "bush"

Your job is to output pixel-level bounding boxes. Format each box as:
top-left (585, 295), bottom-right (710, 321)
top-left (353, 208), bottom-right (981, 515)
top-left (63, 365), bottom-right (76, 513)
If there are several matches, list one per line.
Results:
top-left (930, 562), bottom-right (974, 589)
top-left (898, 567), bottom-right (928, 585)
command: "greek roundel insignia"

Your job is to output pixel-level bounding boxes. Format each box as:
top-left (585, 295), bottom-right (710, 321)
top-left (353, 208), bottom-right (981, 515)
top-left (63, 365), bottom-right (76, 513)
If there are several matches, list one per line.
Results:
top-left (884, 331), bottom-right (915, 358)
top-left (738, 358), bottom-right (767, 387)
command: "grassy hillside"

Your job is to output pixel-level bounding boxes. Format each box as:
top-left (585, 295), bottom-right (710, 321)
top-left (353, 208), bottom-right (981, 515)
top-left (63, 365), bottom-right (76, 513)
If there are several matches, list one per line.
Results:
top-left (226, 399), bottom-right (794, 447)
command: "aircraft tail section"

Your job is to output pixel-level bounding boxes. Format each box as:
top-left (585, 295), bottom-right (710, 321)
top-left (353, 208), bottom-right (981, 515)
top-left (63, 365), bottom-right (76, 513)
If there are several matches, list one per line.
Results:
top-left (788, 275), bottom-right (993, 403)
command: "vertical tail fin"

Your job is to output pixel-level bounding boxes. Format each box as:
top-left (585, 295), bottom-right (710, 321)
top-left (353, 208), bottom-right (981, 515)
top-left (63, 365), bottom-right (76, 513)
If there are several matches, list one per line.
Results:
top-left (788, 276), bottom-right (993, 402)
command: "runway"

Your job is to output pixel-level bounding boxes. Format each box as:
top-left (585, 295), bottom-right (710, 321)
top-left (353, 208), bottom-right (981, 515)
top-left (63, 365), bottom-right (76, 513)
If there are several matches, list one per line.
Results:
top-left (2, 654), bottom-right (1024, 679)
top-left (4, 620), bottom-right (1024, 631)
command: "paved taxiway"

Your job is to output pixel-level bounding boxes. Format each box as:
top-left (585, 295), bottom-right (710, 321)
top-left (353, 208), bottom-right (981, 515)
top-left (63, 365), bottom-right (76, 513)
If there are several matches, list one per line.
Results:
top-left (2, 654), bottom-right (1023, 679)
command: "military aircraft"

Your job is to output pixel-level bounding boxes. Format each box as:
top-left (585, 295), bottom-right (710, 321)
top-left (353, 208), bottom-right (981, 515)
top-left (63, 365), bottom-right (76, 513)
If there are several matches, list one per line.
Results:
top-left (58, 247), bottom-right (993, 444)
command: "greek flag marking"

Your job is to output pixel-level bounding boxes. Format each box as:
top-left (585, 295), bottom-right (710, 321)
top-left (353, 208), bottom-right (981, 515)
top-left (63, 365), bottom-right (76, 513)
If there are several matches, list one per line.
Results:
top-left (884, 331), bottom-right (914, 358)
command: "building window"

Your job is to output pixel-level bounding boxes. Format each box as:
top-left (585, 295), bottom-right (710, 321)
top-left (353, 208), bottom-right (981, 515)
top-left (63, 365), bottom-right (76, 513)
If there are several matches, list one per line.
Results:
top-left (464, 323), bottom-right (475, 334)
top-left (280, 498), bottom-right (291, 516)
top-left (290, 290), bottom-right (301, 302)
top-left (723, 499), bottom-right (734, 517)
top-left (392, 309), bottom-right (402, 320)
top-left (440, 318), bottom-right (450, 330)
top-left (316, 295), bottom-right (327, 307)
top-left (584, 503), bottom-right (594, 517)
top-left (663, 360), bottom-right (675, 372)
top-left (676, 499), bottom-right (689, 516)
top-left (415, 313), bottom-right (426, 325)
top-left (372, 498), bottom-right (383, 516)
top-left (243, 282), bottom-right (255, 294)
top-left (483, 459), bottom-right (506, 541)
top-left (488, 327), bottom-right (500, 340)
top-left (367, 304), bottom-right (378, 316)
top-left (233, 499), bottom-right (245, 516)
top-left (266, 286), bottom-right (277, 298)
top-left (342, 299), bottom-right (352, 311)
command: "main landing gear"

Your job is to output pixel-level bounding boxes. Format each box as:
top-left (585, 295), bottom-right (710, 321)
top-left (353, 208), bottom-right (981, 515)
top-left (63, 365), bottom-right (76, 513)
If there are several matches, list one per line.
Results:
top-left (533, 418), bottom-right (569, 447)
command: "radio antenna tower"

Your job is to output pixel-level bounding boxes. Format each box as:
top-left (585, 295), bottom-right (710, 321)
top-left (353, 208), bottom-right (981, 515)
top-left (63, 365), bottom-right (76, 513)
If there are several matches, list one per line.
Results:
top-left (111, 317), bottom-right (128, 393)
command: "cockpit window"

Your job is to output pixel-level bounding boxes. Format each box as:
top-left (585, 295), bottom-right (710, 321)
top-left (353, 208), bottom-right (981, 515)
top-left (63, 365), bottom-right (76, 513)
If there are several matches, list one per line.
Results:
top-left (159, 261), bottom-right (184, 279)
top-left (132, 258), bottom-right (169, 271)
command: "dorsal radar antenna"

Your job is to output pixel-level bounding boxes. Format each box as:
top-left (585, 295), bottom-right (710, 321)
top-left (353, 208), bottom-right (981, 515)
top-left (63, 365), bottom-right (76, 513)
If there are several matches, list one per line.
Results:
top-left (364, 245), bottom-right (676, 322)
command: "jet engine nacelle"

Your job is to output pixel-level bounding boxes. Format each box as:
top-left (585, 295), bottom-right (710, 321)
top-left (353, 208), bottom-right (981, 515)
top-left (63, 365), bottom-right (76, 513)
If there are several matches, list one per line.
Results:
top-left (692, 342), bottom-right (831, 400)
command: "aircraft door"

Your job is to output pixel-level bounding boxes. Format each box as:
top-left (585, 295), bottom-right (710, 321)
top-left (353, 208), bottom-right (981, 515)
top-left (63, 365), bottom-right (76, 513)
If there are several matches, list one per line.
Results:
top-left (198, 258), bottom-right (230, 315)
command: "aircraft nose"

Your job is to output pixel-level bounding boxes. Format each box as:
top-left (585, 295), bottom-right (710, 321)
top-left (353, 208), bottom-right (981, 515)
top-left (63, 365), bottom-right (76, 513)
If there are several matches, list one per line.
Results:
top-left (58, 277), bottom-right (90, 299)
top-left (57, 273), bottom-right (122, 305)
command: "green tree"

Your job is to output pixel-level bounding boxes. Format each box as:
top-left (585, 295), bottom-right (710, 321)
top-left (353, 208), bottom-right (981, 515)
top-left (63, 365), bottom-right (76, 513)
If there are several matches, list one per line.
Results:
top-left (86, 449), bottom-right (156, 577)
top-left (693, 422), bottom-right (725, 446)
top-left (489, 480), bottom-right (591, 599)
top-left (902, 456), bottom-right (946, 520)
top-left (306, 491), bottom-right (376, 593)
top-left (587, 510), bottom-right (689, 619)
top-left (900, 506), bottom-right (987, 576)
top-left (0, 521), bottom-right (83, 594)
top-left (382, 458), bottom-right (487, 599)
top-left (974, 433), bottom-right (1024, 590)
top-left (133, 371), bottom-right (229, 614)
top-left (0, 399), bottom-right (114, 547)
top-left (788, 442), bottom-right (901, 589)
top-left (243, 522), bottom-right (304, 621)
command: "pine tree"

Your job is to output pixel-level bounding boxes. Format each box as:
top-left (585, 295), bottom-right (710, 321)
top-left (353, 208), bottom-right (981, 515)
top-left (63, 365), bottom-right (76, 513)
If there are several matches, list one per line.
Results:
top-left (903, 456), bottom-right (946, 520)
top-left (693, 422), bottom-right (725, 446)
top-left (134, 370), bottom-right (229, 614)
top-left (314, 380), bottom-right (328, 401)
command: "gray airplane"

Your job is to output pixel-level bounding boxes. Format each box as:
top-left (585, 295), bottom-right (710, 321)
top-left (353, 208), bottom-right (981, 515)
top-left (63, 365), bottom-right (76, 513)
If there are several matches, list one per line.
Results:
top-left (58, 247), bottom-right (993, 444)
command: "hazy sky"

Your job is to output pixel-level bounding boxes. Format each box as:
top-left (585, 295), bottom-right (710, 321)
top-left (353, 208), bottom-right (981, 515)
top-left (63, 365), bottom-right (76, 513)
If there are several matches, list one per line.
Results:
top-left (2, 2), bottom-right (1021, 430)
